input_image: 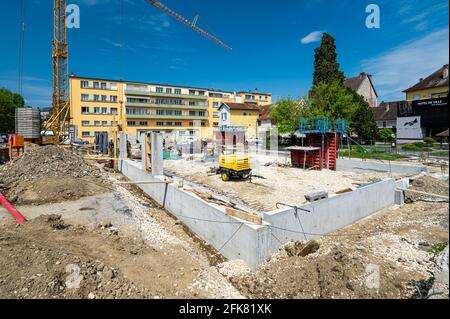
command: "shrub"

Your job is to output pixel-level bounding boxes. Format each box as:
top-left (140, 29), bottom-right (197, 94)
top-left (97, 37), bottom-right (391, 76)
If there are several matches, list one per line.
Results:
top-left (413, 142), bottom-right (426, 148)
top-left (424, 137), bottom-right (435, 145)
top-left (402, 144), bottom-right (420, 151)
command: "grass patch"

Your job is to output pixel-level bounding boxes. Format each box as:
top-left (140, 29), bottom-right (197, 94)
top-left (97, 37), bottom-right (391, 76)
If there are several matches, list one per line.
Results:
top-left (431, 241), bottom-right (448, 263)
top-left (431, 151), bottom-right (449, 157)
top-left (340, 148), bottom-right (409, 161)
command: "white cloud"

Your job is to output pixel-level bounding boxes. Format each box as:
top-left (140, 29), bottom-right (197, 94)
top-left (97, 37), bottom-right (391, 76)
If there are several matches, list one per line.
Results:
top-left (300, 30), bottom-right (324, 44)
top-left (361, 28), bottom-right (449, 102)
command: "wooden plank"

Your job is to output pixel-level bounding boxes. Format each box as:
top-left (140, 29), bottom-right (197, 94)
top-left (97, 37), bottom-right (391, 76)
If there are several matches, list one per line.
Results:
top-left (225, 207), bottom-right (262, 225)
top-left (335, 188), bottom-right (353, 194)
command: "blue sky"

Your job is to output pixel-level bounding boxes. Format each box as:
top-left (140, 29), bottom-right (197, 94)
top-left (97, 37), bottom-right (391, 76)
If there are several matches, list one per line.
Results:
top-left (0, 0), bottom-right (448, 108)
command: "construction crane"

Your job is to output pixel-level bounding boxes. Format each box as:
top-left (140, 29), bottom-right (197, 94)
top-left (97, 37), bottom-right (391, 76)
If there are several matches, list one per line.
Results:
top-left (145, 0), bottom-right (232, 51)
top-left (43, 0), bottom-right (71, 144)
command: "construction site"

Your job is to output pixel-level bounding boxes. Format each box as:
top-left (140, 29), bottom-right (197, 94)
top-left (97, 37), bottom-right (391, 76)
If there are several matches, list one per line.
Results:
top-left (0, 0), bottom-right (449, 301)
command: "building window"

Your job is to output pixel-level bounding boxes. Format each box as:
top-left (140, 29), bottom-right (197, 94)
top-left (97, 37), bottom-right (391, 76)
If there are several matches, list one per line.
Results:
top-left (81, 107), bottom-right (89, 114)
top-left (189, 101), bottom-right (196, 106)
top-left (110, 83), bottom-right (118, 90)
top-left (174, 122), bottom-right (182, 127)
top-left (213, 102), bottom-right (219, 108)
top-left (139, 121), bottom-right (148, 126)
top-left (101, 107), bottom-right (107, 114)
top-left (156, 122), bottom-right (164, 126)
top-left (213, 112), bottom-right (219, 118)
top-left (175, 89), bottom-right (181, 94)
top-left (101, 82), bottom-right (107, 89)
top-left (189, 90), bottom-right (195, 95)
top-left (198, 111), bottom-right (205, 117)
top-left (94, 107), bottom-right (100, 114)
top-left (110, 95), bottom-right (117, 102)
top-left (166, 110), bottom-right (173, 116)
top-left (174, 110), bottom-right (182, 116)
top-left (156, 87), bottom-right (164, 93)
top-left (94, 121), bottom-right (101, 126)
top-left (156, 109), bottom-right (164, 115)
top-left (102, 121), bottom-right (108, 126)
top-left (413, 94), bottom-right (421, 100)
top-left (213, 122), bottom-right (219, 127)
top-left (81, 81), bottom-right (89, 88)
top-left (101, 95), bottom-right (106, 102)
top-left (198, 91), bottom-right (205, 96)
top-left (128, 121), bottom-right (136, 126)
top-left (166, 88), bottom-right (172, 94)
top-left (111, 108), bottom-right (118, 115)
top-left (221, 113), bottom-right (227, 120)
top-left (189, 111), bottom-right (196, 116)
top-left (201, 122), bottom-right (206, 127)
top-left (81, 94), bottom-right (89, 101)
top-left (93, 82), bottom-right (99, 89)
top-left (94, 95), bottom-right (99, 102)
top-left (82, 121), bottom-right (89, 126)
top-left (82, 132), bottom-right (91, 137)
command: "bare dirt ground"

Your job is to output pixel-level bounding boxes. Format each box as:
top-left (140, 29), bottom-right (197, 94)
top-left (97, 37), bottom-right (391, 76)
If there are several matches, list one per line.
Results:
top-left (0, 145), bottom-right (243, 299)
top-left (0, 145), bottom-right (447, 299)
top-left (164, 154), bottom-right (408, 211)
top-left (229, 176), bottom-right (449, 299)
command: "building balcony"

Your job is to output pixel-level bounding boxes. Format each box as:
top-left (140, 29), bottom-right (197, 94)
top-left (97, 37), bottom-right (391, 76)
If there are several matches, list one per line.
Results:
top-left (125, 114), bottom-right (208, 120)
top-left (125, 90), bottom-right (208, 100)
top-left (125, 102), bottom-right (208, 110)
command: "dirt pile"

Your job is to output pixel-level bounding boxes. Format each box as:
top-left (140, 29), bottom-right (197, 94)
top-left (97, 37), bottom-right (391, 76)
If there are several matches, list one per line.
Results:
top-left (231, 242), bottom-right (414, 299)
top-left (406, 175), bottom-right (449, 203)
top-left (0, 145), bottom-right (108, 204)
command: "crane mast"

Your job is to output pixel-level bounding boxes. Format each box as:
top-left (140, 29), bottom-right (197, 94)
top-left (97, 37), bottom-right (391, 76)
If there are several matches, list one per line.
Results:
top-left (46, 0), bottom-right (71, 143)
top-left (146, 0), bottom-right (232, 51)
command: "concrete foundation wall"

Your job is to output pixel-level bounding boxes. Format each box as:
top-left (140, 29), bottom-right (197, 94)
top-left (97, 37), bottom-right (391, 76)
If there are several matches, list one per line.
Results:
top-left (263, 179), bottom-right (397, 254)
top-left (120, 159), bottom-right (400, 269)
top-left (120, 160), bottom-right (270, 269)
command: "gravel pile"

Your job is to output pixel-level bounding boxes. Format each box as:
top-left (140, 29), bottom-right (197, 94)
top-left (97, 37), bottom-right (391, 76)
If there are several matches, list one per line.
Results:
top-left (0, 145), bottom-right (105, 204)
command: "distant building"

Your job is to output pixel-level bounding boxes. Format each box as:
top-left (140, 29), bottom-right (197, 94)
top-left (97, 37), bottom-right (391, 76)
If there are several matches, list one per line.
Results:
top-left (218, 103), bottom-right (260, 139)
top-left (399, 64), bottom-right (449, 137)
top-left (344, 72), bottom-right (378, 108)
top-left (372, 101), bottom-right (400, 130)
top-left (403, 64), bottom-right (449, 101)
top-left (258, 104), bottom-right (273, 131)
top-left (69, 75), bottom-right (272, 143)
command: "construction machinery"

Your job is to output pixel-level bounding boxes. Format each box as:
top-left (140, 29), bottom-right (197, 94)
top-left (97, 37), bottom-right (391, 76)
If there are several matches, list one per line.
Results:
top-left (146, 0), bottom-right (232, 51)
top-left (217, 154), bottom-right (251, 182)
top-left (42, 0), bottom-right (71, 145)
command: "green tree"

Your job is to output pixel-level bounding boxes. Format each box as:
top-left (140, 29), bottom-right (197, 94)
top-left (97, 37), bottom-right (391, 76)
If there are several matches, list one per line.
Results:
top-left (377, 128), bottom-right (395, 144)
top-left (309, 80), bottom-right (356, 119)
top-left (313, 33), bottom-right (345, 87)
top-left (270, 98), bottom-right (303, 135)
top-left (0, 88), bottom-right (25, 134)
top-left (349, 91), bottom-right (378, 141)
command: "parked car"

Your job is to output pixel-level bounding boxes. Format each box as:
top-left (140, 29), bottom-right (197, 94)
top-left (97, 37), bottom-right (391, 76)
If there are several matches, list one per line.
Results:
top-left (72, 138), bottom-right (89, 145)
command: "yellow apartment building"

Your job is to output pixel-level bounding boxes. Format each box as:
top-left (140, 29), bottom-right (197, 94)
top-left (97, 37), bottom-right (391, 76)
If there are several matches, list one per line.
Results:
top-left (70, 77), bottom-right (123, 143)
top-left (404, 64), bottom-right (449, 101)
top-left (236, 91), bottom-right (272, 106)
top-left (70, 75), bottom-right (272, 143)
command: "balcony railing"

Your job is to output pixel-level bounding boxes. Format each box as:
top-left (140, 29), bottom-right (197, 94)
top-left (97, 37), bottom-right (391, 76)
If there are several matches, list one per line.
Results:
top-left (125, 113), bottom-right (208, 120)
top-left (125, 102), bottom-right (208, 109)
top-left (125, 90), bottom-right (208, 100)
